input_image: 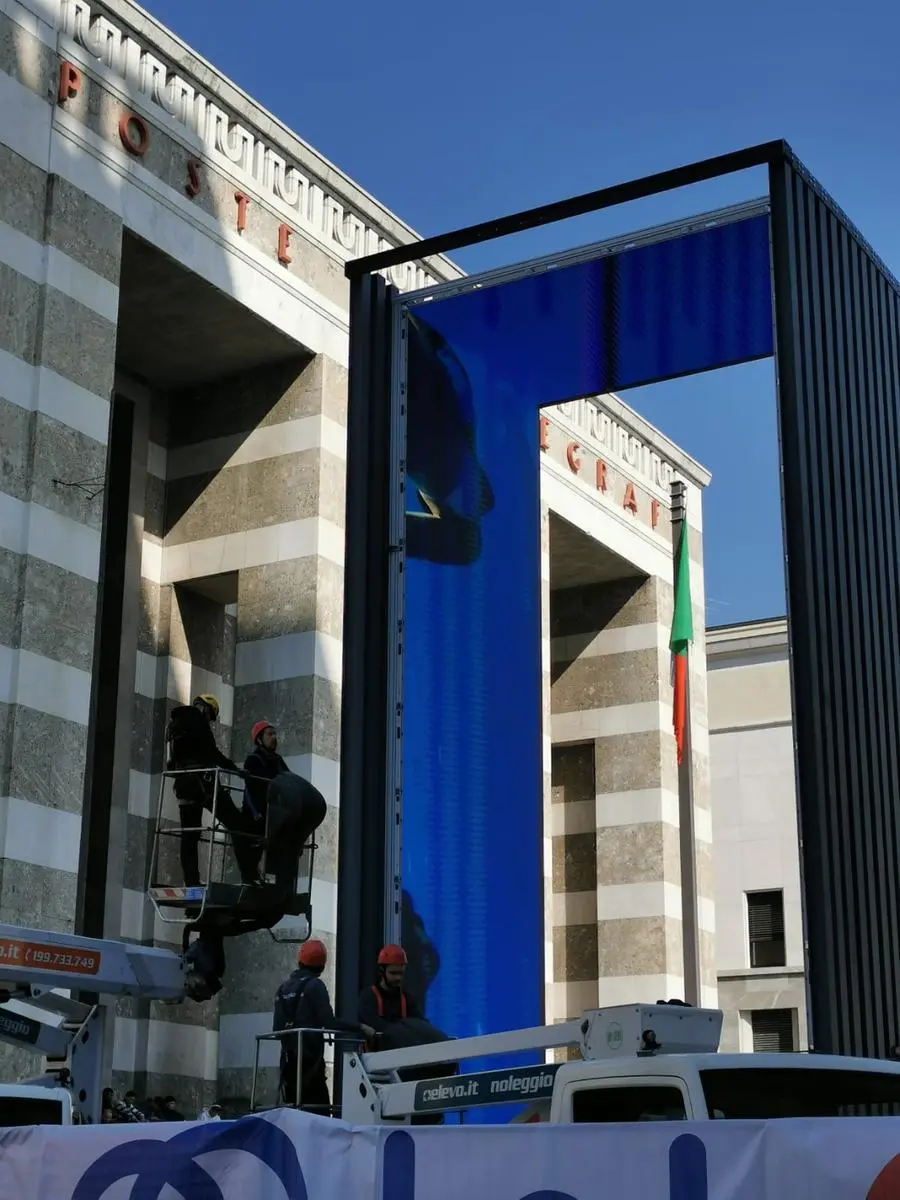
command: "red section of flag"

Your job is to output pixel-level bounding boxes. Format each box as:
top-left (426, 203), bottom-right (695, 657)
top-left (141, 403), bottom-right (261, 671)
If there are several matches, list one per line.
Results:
top-left (672, 652), bottom-right (688, 766)
top-left (669, 521), bottom-right (693, 766)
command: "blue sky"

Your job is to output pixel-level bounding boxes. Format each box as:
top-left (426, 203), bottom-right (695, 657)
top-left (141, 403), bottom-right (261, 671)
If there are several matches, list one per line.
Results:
top-left (146, 0), bottom-right (900, 625)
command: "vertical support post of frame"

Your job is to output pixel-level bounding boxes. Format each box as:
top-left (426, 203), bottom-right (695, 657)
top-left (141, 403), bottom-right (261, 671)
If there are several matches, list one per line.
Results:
top-left (767, 155), bottom-right (822, 1054)
top-left (336, 270), bottom-right (396, 1022)
top-left (383, 303), bottom-right (408, 945)
top-left (770, 150), bottom-right (900, 1057)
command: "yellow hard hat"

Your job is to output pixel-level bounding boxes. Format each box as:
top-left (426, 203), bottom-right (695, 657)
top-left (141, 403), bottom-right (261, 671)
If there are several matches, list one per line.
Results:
top-left (195, 694), bottom-right (220, 718)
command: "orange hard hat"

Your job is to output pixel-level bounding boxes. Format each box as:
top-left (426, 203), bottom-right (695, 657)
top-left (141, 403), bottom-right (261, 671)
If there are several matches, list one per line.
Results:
top-left (377, 944), bottom-right (408, 966)
top-left (251, 720), bottom-right (274, 743)
top-left (298, 939), bottom-right (327, 969)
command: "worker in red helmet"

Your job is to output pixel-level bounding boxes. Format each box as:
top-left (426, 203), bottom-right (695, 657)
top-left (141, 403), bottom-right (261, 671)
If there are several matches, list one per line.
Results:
top-left (242, 720), bottom-right (327, 896)
top-left (357, 944), bottom-right (424, 1029)
top-left (273, 938), bottom-right (375, 1113)
top-left (243, 721), bottom-right (289, 822)
top-left (358, 944), bottom-right (456, 1125)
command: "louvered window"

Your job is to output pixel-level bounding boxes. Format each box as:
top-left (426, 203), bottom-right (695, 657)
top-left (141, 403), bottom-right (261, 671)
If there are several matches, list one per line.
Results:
top-left (747, 889), bottom-right (786, 968)
top-left (750, 1008), bottom-right (796, 1053)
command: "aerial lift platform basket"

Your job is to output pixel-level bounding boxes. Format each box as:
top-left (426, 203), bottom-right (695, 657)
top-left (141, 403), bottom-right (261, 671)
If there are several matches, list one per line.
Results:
top-left (146, 767), bottom-right (317, 944)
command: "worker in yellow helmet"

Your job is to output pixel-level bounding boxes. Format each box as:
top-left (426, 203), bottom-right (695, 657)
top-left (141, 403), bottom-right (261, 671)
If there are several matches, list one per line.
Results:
top-left (165, 694), bottom-right (258, 887)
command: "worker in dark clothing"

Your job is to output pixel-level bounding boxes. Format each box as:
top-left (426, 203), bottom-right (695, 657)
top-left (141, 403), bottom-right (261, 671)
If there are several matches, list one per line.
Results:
top-left (243, 721), bottom-right (290, 824)
top-left (242, 720), bottom-right (327, 898)
top-left (273, 939), bottom-right (374, 1114)
top-left (165, 695), bottom-right (259, 887)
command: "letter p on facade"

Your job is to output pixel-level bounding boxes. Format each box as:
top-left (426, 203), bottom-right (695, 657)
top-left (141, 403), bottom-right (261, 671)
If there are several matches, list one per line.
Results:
top-left (58, 60), bottom-right (82, 105)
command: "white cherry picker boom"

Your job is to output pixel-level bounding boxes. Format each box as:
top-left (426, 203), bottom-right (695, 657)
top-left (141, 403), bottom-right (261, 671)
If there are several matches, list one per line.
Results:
top-left (0, 921), bottom-right (187, 1123)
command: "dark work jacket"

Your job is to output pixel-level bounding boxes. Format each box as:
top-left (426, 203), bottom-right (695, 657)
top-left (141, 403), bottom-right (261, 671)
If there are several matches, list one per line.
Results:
top-left (274, 968), bottom-right (363, 1063)
top-left (243, 748), bottom-right (290, 822)
top-left (358, 984), bottom-right (423, 1026)
top-left (166, 705), bottom-right (237, 772)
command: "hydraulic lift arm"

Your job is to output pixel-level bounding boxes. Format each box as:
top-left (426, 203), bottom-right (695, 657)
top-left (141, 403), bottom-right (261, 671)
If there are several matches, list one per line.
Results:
top-left (0, 923), bottom-right (186, 998)
top-left (0, 922), bottom-right (187, 1123)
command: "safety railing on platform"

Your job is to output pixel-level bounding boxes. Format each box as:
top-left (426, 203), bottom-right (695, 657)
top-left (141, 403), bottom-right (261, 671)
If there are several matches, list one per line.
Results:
top-left (146, 767), bottom-right (316, 941)
top-left (249, 1027), bottom-right (366, 1117)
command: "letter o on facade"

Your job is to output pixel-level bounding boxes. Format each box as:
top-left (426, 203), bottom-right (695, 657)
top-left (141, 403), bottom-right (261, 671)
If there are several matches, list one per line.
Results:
top-left (118, 111), bottom-right (150, 156)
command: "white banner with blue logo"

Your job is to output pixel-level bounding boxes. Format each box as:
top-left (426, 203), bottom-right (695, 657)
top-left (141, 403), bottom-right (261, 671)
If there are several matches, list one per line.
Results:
top-left (0, 1110), bottom-right (377, 1200)
top-left (375, 1120), bottom-right (900, 1199)
top-left (3, 1113), bottom-right (900, 1198)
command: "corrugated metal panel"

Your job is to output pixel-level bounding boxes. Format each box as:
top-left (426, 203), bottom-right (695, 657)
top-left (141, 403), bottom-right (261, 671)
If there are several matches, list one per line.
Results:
top-left (770, 156), bottom-right (900, 1057)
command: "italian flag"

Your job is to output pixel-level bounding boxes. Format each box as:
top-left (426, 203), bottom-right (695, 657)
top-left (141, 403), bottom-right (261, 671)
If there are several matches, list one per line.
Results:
top-left (670, 521), bottom-right (693, 766)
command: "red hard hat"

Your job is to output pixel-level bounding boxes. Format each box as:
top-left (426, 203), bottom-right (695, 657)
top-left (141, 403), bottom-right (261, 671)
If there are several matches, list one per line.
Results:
top-left (377, 944), bottom-right (408, 966)
top-left (298, 939), bottom-right (327, 969)
top-left (251, 720), bottom-right (273, 743)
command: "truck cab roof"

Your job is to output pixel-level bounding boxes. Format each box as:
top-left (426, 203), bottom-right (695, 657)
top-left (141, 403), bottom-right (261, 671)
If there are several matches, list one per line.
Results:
top-left (548, 1050), bottom-right (900, 1125)
top-left (561, 1051), bottom-right (900, 1075)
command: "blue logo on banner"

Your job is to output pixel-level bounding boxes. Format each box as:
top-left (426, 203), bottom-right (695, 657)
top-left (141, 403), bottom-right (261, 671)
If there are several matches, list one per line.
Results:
top-left (73, 1117), bottom-right (307, 1200)
top-left (382, 1130), bottom-right (708, 1199)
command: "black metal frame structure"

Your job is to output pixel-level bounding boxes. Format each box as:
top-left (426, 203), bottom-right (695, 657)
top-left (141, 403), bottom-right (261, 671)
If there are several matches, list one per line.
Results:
top-left (336, 138), bottom-right (900, 1059)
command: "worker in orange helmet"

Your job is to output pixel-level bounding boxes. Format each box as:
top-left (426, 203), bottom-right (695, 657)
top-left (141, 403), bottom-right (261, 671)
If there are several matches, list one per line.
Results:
top-left (243, 720), bottom-right (289, 822)
top-left (357, 944), bottom-right (424, 1028)
top-left (358, 944), bottom-right (457, 1126)
top-left (273, 938), bottom-right (374, 1113)
top-left (242, 719), bottom-right (327, 896)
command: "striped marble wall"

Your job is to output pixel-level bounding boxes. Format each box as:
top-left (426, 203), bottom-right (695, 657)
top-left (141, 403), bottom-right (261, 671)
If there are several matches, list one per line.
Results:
top-left (547, 485), bottom-right (716, 1025)
top-left (0, 13), bottom-right (122, 1079)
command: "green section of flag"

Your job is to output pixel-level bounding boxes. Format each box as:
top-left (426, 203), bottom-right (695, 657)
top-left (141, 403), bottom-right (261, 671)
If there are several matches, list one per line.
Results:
top-left (669, 522), bottom-right (693, 655)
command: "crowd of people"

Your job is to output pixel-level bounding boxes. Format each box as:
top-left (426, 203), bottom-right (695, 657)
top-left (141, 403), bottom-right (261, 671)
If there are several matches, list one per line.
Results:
top-left (99, 1089), bottom-right (221, 1123)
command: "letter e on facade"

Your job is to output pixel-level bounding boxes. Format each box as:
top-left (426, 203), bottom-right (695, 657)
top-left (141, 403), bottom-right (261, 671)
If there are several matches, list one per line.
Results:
top-left (539, 416), bottom-right (551, 452)
top-left (58, 60), bottom-right (82, 105)
top-left (651, 498), bottom-right (660, 528)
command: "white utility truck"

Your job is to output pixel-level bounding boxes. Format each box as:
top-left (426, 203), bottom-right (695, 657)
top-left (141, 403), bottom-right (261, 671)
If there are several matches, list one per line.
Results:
top-left (338, 1002), bottom-right (900, 1125)
top-left (4, 915), bottom-right (900, 1131)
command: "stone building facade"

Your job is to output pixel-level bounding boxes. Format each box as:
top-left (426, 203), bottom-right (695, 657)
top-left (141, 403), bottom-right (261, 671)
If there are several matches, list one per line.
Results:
top-left (707, 618), bottom-right (808, 1054)
top-left (0, 0), bottom-right (718, 1110)
top-left (540, 397), bottom-right (716, 1029)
